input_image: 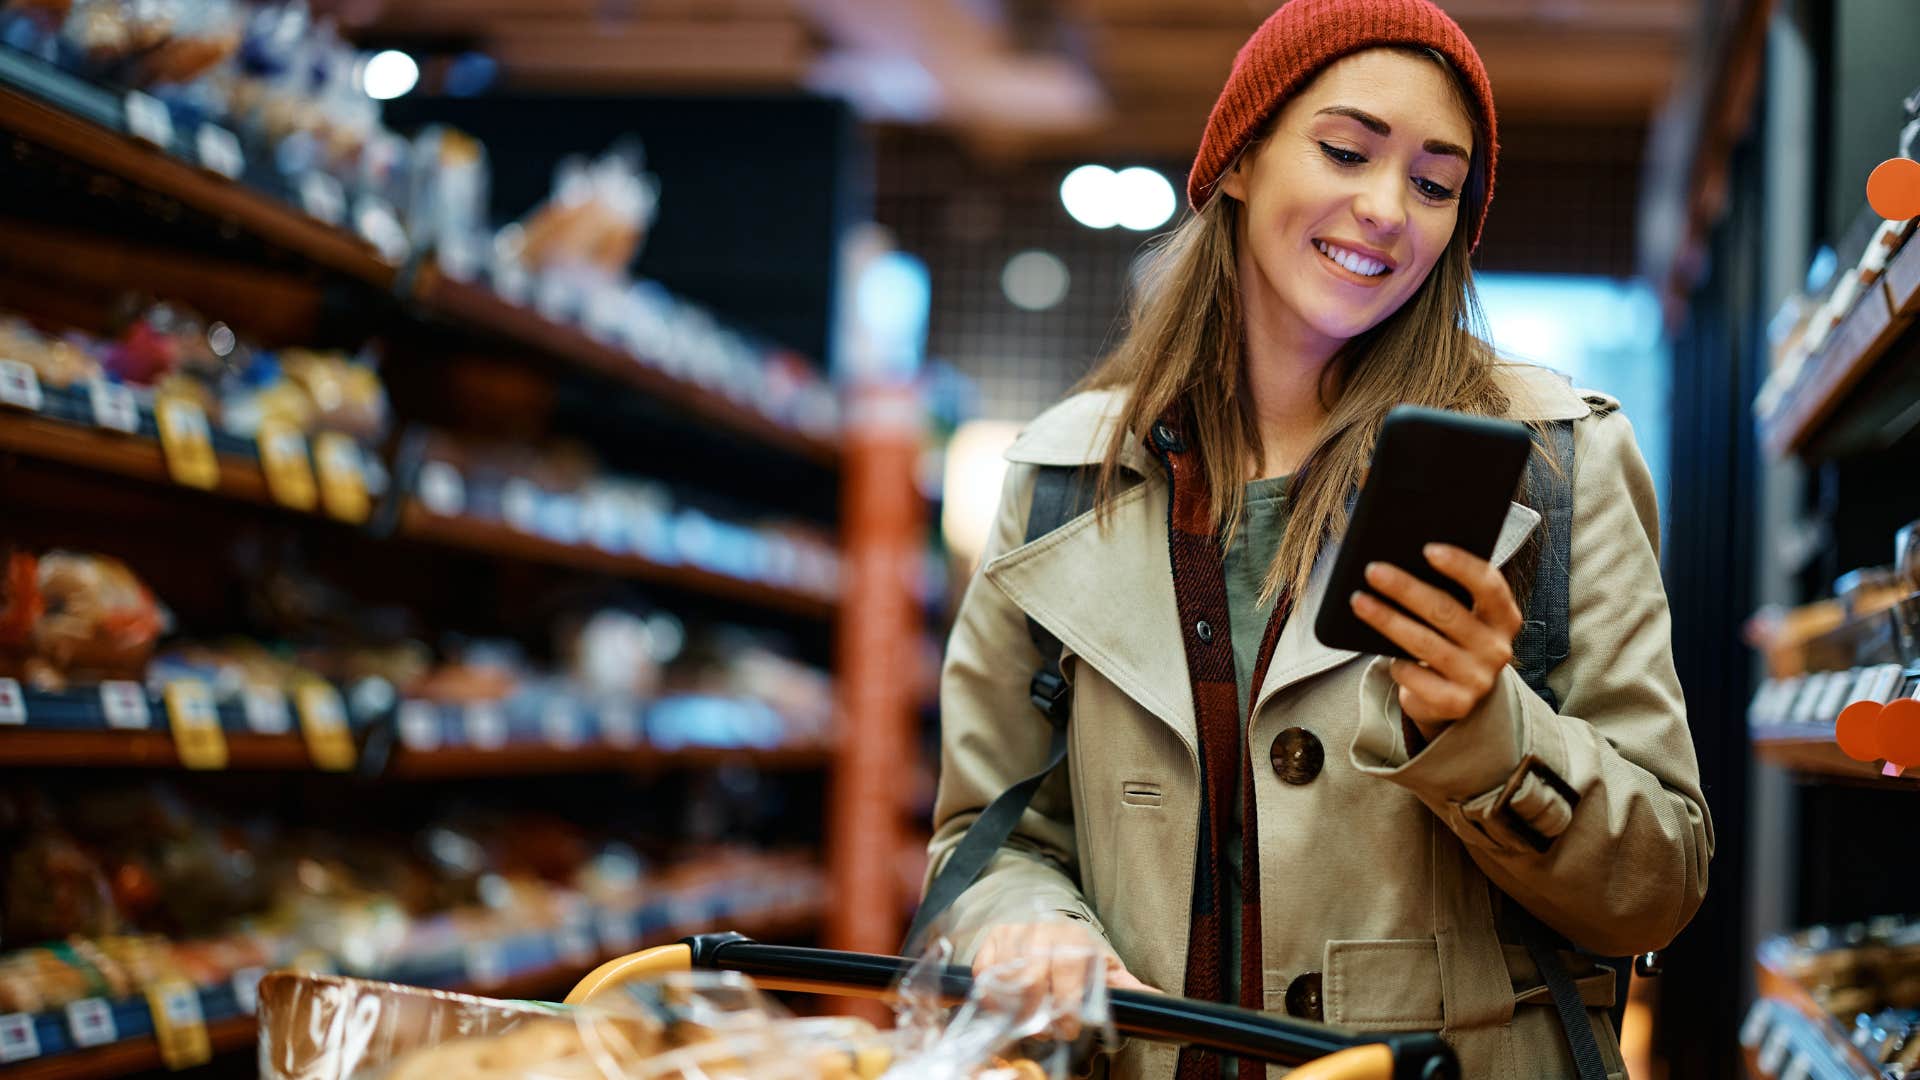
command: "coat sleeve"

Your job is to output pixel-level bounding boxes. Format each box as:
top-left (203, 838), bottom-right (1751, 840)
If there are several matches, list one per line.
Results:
top-left (1347, 407), bottom-right (1713, 957)
top-left (924, 461), bottom-right (1113, 962)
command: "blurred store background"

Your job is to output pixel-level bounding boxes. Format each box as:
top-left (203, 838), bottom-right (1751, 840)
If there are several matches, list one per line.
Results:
top-left (0, 1), bottom-right (1915, 1078)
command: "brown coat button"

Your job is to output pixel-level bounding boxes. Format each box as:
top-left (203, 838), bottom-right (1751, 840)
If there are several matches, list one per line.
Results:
top-left (1270, 727), bottom-right (1324, 785)
top-left (1285, 971), bottom-right (1323, 1020)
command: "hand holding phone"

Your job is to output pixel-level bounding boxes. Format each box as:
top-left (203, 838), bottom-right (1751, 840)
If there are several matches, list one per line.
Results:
top-left (1311, 405), bottom-right (1534, 727)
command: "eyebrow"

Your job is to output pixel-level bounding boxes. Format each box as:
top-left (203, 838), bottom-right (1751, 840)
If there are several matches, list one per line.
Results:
top-left (1315, 105), bottom-right (1471, 163)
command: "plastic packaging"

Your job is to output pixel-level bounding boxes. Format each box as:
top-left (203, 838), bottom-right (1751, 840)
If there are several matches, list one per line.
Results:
top-left (257, 909), bottom-right (1115, 1080)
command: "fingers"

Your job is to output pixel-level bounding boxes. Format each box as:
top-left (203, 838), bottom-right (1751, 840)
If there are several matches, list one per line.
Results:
top-left (1424, 544), bottom-right (1524, 639)
top-left (1350, 586), bottom-right (1471, 677)
top-left (1390, 658), bottom-right (1482, 723)
top-left (971, 922), bottom-right (1153, 1038)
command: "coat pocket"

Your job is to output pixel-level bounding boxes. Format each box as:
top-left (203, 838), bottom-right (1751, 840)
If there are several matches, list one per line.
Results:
top-left (1120, 780), bottom-right (1164, 808)
top-left (1323, 939), bottom-right (1445, 1031)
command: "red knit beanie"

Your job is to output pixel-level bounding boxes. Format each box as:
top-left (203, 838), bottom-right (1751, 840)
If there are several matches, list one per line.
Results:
top-left (1188, 0), bottom-right (1498, 250)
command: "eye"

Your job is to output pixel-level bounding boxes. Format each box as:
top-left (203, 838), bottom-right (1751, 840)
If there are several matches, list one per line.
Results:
top-left (1414, 177), bottom-right (1459, 202)
top-left (1318, 142), bottom-right (1365, 166)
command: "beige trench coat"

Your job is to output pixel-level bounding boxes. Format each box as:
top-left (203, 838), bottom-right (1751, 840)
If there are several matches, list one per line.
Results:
top-left (926, 363), bottom-right (1713, 1079)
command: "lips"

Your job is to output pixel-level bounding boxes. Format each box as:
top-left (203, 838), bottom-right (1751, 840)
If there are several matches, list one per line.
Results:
top-left (1314, 239), bottom-right (1393, 278)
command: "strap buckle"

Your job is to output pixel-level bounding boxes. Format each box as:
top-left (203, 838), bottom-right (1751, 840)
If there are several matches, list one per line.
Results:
top-left (1029, 669), bottom-right (1071, 725)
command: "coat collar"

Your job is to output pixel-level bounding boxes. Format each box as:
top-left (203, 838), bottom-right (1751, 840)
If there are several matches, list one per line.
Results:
top-left (988, 364), bottom-right (1581, 753)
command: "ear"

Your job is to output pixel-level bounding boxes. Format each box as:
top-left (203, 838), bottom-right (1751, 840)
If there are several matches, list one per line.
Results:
top-left (1219, 153), bottom-right (1252, 203)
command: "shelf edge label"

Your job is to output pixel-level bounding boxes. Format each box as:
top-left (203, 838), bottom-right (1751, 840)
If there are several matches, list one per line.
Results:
top-left (100, 680), bottom-right (152, 730)
top-left (243, 687), bottom-right (291, 735)
top-left (88, 379), bottom-right (139, 433)
top-left (124, 91), bottom-right (175, 148)
top-left (164, 679), bottom-right (228, 770)
top-left (146, 982), bottom-right (211, 1070)
top-left (0, 678), bottom-right (23, 725)
top-left (0, 361), bottom-right (42, 412)
top-left (0, 1012), bottom-right (38, 1063)
top-left (258, 421), bottom-right (320, 512)
top-left (65, 997), bottom-right (116, 1048)
top-left (156, 397), bottom-right (219, 490)
top-left (295, 681), bottom-right (355, 771)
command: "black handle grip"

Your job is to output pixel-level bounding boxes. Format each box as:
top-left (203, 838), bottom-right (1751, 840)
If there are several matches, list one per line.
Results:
top-left (679, 934), bottom-right (1457, 1078)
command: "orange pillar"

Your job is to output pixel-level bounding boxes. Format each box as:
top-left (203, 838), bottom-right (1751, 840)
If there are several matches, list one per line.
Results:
top-left (827, 382), bottom-right (925, 965)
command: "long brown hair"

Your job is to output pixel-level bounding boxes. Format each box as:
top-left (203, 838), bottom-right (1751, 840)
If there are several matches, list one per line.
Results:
top-left (1079, 46), bottom-right (1541, 607)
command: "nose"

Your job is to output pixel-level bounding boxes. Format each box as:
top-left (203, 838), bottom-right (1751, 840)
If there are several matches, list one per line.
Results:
top-left (1353, 171), bottom-right (1408, 236)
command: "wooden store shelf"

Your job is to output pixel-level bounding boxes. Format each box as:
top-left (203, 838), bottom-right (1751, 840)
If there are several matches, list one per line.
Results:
top-left (0, 411), bottom-right (273, 505)
top-left (0, 727), bottom-right (832, 775)
top-left (1748, 724), bottom-right (1920, 787)
top-left (0, 729), bottom-right (312, 770)
top-left (2, 902), bottom-right (822, 1080)
top-left (1, 1015), bottom-right (259, 1080)
top-left (0, 52), bottom-right (395, 289)
top-left (0, 413), bottom-right (836, 620)
top-left (410, 267), bottom-right (841, 470)
top-left (384, 741), bottom-right (834, 779)
top-left (1763, 231), bottom-right (1920, 459)
top-left (399, 503), bottom-right (838, 621)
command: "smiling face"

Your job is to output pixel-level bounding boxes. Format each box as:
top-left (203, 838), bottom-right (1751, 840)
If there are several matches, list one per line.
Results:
top-left (1219, 48), bottom-right (1477, 358)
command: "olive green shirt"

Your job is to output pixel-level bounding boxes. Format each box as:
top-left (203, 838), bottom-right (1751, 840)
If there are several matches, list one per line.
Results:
top-left (1223, 474), bottom-right (1291, 1011)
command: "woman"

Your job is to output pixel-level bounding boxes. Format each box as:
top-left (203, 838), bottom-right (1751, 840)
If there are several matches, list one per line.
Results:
top-left (923, 0), bottom-right (1713, 1077)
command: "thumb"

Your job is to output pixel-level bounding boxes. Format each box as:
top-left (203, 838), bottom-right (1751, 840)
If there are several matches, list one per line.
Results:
top-left (1105, 963), bottom-right (1160, 993)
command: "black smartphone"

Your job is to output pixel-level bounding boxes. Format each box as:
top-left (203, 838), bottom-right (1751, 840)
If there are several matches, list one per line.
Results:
top-left (1312, 405), bottom-right (1534, 659)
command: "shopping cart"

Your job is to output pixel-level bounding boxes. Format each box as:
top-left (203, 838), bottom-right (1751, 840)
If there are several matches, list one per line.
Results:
top-left (566, 932), bottom-right (1459, 1080)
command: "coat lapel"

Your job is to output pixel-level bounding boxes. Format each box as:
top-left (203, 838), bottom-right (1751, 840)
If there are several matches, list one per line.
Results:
top-left (1251, 500), bottom-right (1543, 715)
top-left (983, 472), bottom-right (1198, 757)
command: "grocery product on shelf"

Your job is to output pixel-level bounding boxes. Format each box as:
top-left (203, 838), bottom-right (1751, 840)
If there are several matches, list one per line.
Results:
top-left (408, 430), bottom-right (842, 601)
top-left (1746, 917), bottom-right (1920, 1078)
top-left (0, 549), bottom-right (167, 691)
top-left (0, 778), bottom-right (825, 1017)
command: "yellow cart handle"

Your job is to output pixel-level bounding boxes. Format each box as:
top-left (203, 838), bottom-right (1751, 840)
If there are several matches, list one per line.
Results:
top-left (565, 934), bottom-right (1453, 1080)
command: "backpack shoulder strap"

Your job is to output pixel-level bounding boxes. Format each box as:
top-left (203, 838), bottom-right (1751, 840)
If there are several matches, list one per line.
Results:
top-left (904, 465), bottom-right (1092, 953)
top-left (1513, 417), bottom-right (1575, 710)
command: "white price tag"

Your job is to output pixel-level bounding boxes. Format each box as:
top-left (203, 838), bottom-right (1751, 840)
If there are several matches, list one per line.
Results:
top-left (418, 461), bottom-right (466, 517)
top-left (243, 687), bottom-right (291, 735)
top-left (1756, 1024), bottom-right (1791, 1073)
top-left (0, 360), bottom-right (42, 411)
top-left (596, 909), bottom-right (638, 953)
top-left (100, 680), bottom-right (152, 730)
top-left (465, 941), bottom-right (506, 988)
top-left (89, 379), bottom-right (139, 433)
top-left (599, 701), bottom-right (641, 749)
top-left (231, 967), bottom-right (265, 1015)
top-left (195, 123), bottom-right (244, 179)
top-left (124, 91), bottom-right (174, 148)
top-left (556, 924), bottom-right (596, 967)
top-left (398, 701), bottom-right (441, 751)
top-left (66, 998), bottom-right (116, 1048)
top-left (541, 699), bottom-right (582, 749)
top-left (0, 1013), bottom-right (39, 1063)
top-left (0, 678), bottom-right (24, 725)
top-left (298, 172), bottom-right (346, 225)
top-left (465, 702), bottom-right (508, 750)
top-left (502, 479), bottom-right (541, 532)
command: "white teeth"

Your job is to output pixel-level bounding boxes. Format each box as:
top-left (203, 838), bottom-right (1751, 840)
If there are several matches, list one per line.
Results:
top-left (1315, 240), bottom-right (1387, 277)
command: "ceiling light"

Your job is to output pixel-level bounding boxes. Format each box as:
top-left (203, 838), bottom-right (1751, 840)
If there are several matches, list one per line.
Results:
top-left (363, 50), bottom-right (419, 101)
top-left (1115, 166), bottom-right (1176, 231)
top-left (1001, 250), bottom-right (1070, 311)
top-left (1061, 164), bottom-right (1119, 229)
